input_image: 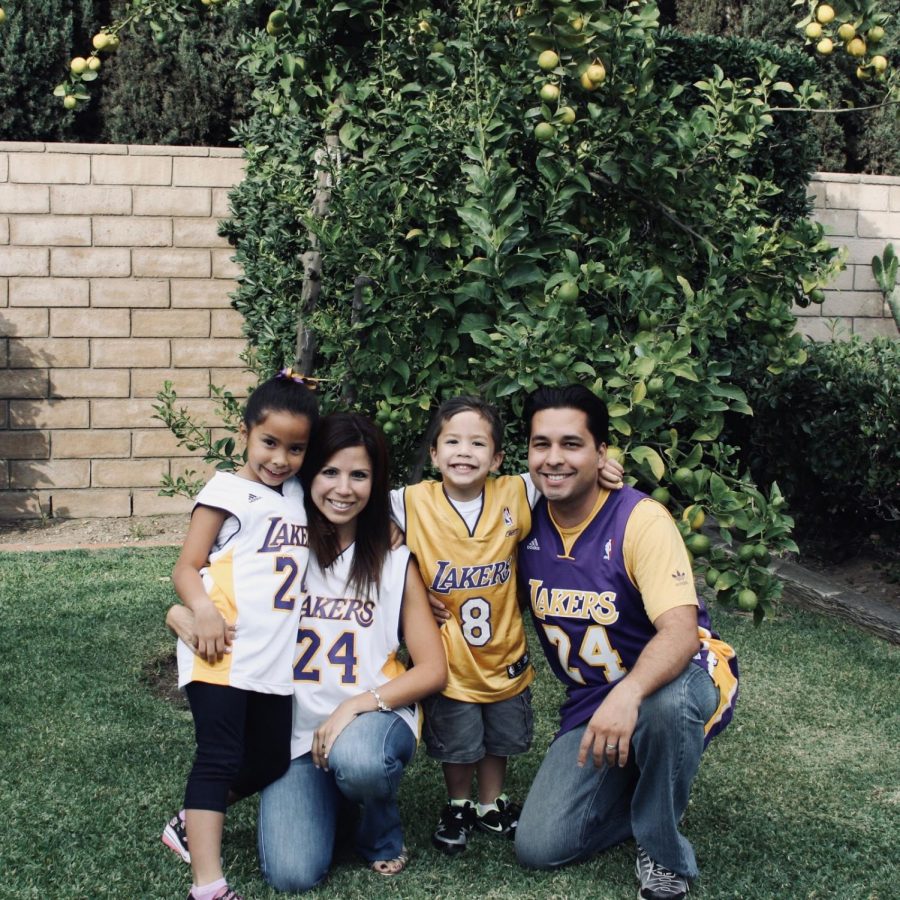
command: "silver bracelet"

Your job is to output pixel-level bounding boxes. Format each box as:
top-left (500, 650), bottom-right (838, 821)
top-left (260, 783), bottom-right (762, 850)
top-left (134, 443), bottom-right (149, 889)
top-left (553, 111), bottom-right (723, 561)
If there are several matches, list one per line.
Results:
top-left (369, 688), bottom-right (392, 712)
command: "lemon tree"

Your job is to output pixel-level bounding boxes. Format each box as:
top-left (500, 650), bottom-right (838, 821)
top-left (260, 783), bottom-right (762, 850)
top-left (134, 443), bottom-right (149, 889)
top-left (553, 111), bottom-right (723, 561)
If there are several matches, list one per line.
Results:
top-left (68, 0), bottom-right (898, 621)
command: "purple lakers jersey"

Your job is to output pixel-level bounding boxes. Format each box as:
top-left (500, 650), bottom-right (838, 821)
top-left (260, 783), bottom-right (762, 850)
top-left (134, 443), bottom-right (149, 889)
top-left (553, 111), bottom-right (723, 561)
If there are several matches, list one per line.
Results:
top-left (519, 486), bottom-right (738, 745)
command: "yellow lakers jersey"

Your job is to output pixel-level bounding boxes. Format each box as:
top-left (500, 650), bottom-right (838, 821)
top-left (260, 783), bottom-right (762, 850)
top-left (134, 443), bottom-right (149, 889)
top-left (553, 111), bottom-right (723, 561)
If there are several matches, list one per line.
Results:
top-left (397, 477), bottom-right (534, 703)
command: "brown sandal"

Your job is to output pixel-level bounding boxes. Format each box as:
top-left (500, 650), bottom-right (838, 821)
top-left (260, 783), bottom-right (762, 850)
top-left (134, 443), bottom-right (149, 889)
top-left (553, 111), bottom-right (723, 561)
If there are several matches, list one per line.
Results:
top-left (370, 846), bottom-right (409, 876)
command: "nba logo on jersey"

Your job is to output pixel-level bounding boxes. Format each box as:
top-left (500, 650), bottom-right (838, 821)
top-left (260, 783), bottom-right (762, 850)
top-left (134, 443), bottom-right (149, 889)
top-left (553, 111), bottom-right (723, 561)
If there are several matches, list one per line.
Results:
top-left (503, 507), bottom-right (513, 528)
top-left (603, 538), bottom-right (613, 560)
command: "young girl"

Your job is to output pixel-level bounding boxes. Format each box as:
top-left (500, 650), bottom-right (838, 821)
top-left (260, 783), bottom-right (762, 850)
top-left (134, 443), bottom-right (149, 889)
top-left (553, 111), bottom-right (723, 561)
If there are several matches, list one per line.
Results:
top-left (169, 413), bottom-right (447, 893)
top-left (162, 370), bottom-right (319, 900)
top-left (391, 396), bottom-right (624, 855)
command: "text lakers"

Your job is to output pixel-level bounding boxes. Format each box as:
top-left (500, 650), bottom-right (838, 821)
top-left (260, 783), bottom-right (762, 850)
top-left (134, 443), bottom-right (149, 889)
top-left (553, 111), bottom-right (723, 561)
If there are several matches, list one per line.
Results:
top-left (528, 578), bottom-right (620, 625)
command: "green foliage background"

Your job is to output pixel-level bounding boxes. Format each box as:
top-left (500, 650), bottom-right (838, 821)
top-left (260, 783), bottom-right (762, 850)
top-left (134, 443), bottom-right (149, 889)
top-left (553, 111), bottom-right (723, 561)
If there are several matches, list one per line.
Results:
top-left (0, 0), bottom-right (101, 141)
top-left (741, 336), bottom-right (900, 539)
top-left (3, 0), bottom-right (896, 174)
top-left (97, 0), bottom-right (258, 146)
top-left (199, 0), bottom-right (853, 615)
top-left (666, 0), bottom-right (900, 173)
top-left (0, 0), bottom-right (257, 146)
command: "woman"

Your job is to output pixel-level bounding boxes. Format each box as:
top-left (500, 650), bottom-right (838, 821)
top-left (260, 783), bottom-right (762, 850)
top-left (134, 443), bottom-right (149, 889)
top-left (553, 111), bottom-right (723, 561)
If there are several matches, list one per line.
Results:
top-left (168, 412), bottom-right (447, 891)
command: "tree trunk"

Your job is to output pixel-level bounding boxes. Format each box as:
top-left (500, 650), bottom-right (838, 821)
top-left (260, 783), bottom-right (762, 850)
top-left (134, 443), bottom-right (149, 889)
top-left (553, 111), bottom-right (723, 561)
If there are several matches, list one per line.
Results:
top-left (295, 133), bottom-right (340, 374)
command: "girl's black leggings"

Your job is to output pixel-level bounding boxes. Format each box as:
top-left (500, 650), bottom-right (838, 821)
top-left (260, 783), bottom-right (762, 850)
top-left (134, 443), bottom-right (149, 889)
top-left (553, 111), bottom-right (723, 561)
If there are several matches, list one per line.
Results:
top-left (184, 681), bottom-right (292, 812)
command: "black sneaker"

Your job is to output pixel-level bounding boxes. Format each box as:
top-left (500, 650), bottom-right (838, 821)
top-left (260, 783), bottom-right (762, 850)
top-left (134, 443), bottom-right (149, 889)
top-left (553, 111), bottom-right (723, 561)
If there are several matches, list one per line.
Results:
top-left (162, 812), bottom-right (190, 863)
top-left (635, 845), bottom-right (689, 900)
top-left (475, 793), bottom-right (521, 838)
top-left (431, 801), bottom-right (476, 855)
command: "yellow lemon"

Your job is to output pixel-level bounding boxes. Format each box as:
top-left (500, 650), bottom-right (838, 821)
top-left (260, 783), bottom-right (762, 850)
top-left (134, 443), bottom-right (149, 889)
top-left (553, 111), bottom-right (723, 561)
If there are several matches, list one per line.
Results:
top-left (580, 71), bottom-right (600, 92)
top-left (682, 504), bottom-right (706, 531)
top-left (540, 82), bottom-right (560, 103)
top-left (586, 62), bottom-right (606, 84)
top-left (538, 50), bottom-right (560, 71)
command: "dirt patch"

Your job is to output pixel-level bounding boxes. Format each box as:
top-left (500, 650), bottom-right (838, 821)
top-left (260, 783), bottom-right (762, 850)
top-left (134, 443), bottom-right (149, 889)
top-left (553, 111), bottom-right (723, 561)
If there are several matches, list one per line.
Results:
top-left (142, 648), bottom-right (188, 710)
top-left (790, 531), bottom-right (899, 613)
top-left (0, 514), bottom-right (186, 550)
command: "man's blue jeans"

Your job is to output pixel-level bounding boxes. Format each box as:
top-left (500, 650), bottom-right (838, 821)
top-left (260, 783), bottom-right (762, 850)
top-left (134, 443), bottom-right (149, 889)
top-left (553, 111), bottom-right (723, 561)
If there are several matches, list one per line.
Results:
top-left (257, 711), bottom-right (416, 893)
top-left (515, 665), bottom-right (718, 878)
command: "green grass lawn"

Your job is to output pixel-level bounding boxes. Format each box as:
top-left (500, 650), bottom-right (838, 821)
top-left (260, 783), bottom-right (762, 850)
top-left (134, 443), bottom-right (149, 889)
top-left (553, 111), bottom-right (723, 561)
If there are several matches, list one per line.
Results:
top-left (0, 547), bottom-right (897, 899)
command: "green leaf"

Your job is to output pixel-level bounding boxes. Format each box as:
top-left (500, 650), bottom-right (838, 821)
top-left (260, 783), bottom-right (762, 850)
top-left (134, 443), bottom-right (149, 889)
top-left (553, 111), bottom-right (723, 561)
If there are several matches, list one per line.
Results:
top-left (338, 121), bottom-right (361, 150)
top-left (459, 313), bottom-right (493, 333)
top-left (676, 275), bottom-right (694, 300)
top-left (463, 257), bottom-right (495, 277)
top-left (502, 264), bottom-right (544, 289)
top-left (630, 445), bottom-right (665, 481)
top-left (714, 571), bottom-right (740, 591)
top-left (671, 364), bottom-right (698, 382)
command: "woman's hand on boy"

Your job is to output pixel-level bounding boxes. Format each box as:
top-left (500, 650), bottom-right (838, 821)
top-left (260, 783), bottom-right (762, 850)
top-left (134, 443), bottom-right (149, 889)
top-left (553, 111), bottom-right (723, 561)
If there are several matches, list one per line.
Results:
top-left (428, 591), bottom-right (452, 623)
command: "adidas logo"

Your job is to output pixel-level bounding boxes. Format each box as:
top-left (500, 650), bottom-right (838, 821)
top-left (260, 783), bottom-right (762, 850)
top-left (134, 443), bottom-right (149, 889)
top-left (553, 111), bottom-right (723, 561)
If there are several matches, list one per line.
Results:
top-left (248, 493), bottom-right (261, 503)
top-left (526, 538), bottom-right (540, 551)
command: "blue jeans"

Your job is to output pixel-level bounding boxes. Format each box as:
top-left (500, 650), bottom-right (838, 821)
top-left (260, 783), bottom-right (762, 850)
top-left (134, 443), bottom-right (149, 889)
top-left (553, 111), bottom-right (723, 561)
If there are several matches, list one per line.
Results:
top-left (257, 711), bottom-right (416, 893)
top-left (515, 666), bottom-right (718, 878)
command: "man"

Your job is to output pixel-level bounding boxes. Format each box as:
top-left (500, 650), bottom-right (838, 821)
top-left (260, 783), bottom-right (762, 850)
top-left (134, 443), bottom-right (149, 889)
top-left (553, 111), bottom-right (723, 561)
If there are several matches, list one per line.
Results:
top-left (514, 385), bottom-right (738, 900)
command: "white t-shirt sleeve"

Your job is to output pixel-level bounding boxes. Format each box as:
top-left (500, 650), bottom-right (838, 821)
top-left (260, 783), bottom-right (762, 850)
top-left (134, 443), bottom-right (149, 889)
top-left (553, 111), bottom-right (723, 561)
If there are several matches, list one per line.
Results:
top-left (519, 471), bottom-right (541, 508)
top-left (390, 487), bottom-right (407, 533)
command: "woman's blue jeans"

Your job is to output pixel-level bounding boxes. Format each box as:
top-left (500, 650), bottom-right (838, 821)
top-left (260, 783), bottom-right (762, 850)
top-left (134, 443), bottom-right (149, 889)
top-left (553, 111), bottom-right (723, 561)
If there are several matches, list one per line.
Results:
top-left (258, 710), bottom-right (416, 893)
top-left (515, 665), bottom-right (718, 878)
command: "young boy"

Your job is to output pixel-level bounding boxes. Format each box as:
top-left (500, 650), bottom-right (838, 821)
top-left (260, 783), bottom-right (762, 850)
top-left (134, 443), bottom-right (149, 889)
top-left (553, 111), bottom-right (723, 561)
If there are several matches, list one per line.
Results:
top-left (391, 397), bottom-right (623, 855)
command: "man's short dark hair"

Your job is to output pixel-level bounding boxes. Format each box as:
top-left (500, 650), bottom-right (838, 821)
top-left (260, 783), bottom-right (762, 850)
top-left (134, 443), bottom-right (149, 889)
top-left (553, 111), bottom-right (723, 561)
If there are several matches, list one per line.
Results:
top-left (523, 384), bottom-right (609, 446)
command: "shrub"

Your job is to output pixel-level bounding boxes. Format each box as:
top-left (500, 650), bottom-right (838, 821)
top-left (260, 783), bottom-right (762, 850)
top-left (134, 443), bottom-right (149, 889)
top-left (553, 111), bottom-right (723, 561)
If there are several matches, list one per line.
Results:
top-left (0, 0), bottom-right (100, 141)
top-left (0, 0), bottom-right (254, 147)
top-left (97, 1), bottom-right (256, 146)
top-left (742, 336), bottom-right (900, 539)
top-left (666, 0), bottom-right (900, 175)
top-left (656, 29), bottom-right (822, 222)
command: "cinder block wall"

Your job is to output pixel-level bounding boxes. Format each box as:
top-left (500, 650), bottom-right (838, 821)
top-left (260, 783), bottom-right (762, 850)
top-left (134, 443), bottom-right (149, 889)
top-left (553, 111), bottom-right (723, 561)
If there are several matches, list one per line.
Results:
top-left (1, 144), bottom-right (899, 521)
top-left (801, 173), bottom-right (900, 340)
top-left (0, 142), bottom-right (252, 520)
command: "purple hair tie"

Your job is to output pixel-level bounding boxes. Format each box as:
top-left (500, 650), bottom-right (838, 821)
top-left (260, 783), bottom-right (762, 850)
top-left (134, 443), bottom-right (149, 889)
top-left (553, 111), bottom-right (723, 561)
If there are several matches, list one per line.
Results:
top-left (276, 367), bottom-right (322, 390)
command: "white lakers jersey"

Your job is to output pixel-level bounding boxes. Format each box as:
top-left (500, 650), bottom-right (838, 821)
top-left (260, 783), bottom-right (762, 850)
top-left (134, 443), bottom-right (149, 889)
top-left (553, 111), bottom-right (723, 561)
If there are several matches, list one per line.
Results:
top-left (289, 544), bottom-right (419, 758)
top-left (177, 472), bottom-right (309, 694)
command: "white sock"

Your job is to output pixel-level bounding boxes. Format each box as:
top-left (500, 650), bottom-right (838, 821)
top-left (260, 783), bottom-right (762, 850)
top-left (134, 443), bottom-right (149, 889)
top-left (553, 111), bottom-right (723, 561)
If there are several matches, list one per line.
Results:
top-left (191, 877), bottom-right (227, 900)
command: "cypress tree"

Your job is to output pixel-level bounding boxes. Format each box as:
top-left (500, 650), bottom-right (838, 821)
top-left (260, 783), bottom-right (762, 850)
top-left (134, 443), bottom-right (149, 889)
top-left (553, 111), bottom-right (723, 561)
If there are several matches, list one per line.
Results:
top-left (0, 0), bottom-right (101, 141)
top-left (97, 1), bottom-right (258, 146)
